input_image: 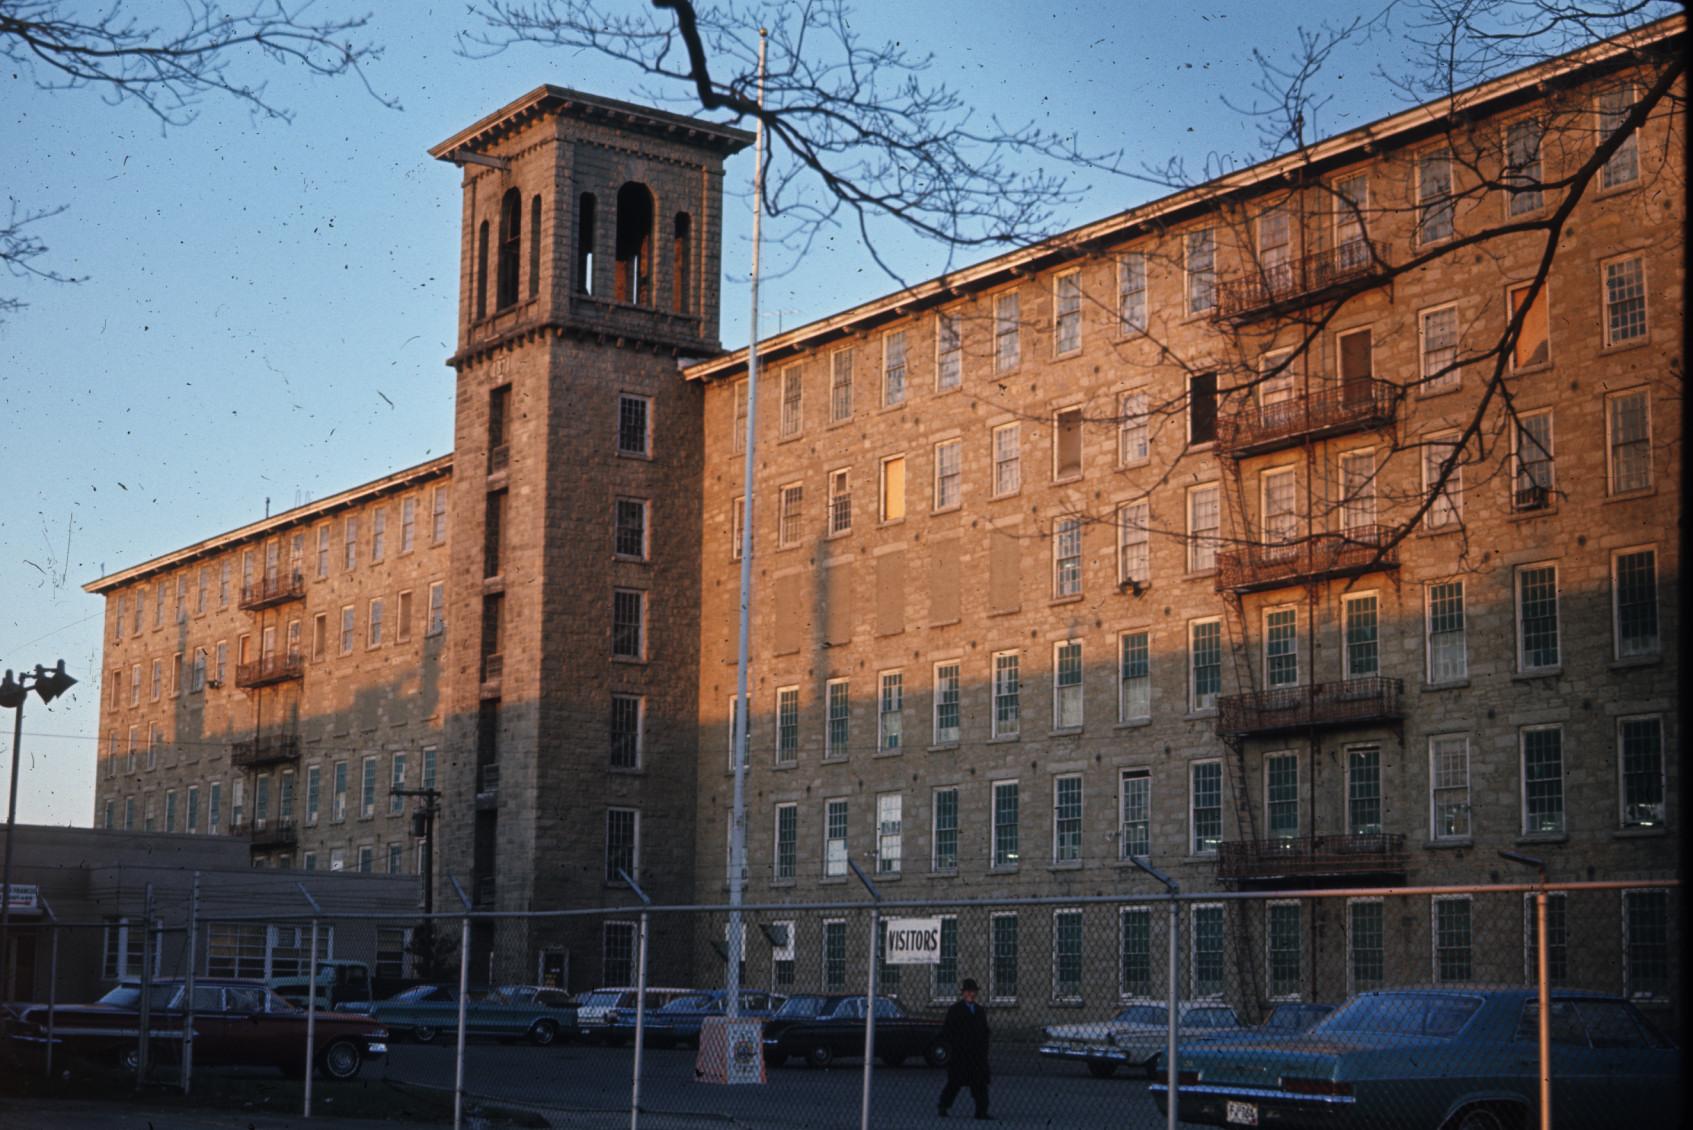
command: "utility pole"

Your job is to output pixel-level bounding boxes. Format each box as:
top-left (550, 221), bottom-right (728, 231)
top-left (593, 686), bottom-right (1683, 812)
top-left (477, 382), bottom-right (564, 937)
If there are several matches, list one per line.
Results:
top-left (392, 787), bottom-right (441, 975)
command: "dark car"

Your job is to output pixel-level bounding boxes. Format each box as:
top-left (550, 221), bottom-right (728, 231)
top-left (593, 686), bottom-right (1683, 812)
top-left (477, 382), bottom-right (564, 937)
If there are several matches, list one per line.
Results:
top-left (624, 989), bottom-right (784, 1048)
top-left (8, 978), bottom-right (388, 1079)
top-left (367, 983), bottom-right (576, 1045)
top-left (761, 994), bottom-right (948, 1069)
top-left (1259, 1002), bottom-right (1335, 1033)
top-left (1152, 988), bottom-right (1679, 1129)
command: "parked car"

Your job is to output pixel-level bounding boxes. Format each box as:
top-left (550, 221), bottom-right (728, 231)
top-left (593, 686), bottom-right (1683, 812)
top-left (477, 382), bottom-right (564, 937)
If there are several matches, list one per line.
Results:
top-left (1151, 988), bottom-right (1680, 1129)
top-left (1040, 1001), bottom-right (1250, 1078)
top-left (628, 990), bottom-right (784, 1047)
top-left (7, 978), bottom-right (387, 1079)
top-left (575, 986), bottom-right (696, 1045)
top-left (269, 959), bottom-right (376, 1013)
top-left (367, 983), bottom-right (576, 1045)
top-left (761, 994), bottom-right (949, 1069)
top-left (1258, 1002), bottom-right (1334, 1033)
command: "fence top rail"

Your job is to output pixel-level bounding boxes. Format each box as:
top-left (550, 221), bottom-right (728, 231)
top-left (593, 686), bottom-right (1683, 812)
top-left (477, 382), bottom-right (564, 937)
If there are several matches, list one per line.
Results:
top-left (114, 878), bottom-right (1680, 928)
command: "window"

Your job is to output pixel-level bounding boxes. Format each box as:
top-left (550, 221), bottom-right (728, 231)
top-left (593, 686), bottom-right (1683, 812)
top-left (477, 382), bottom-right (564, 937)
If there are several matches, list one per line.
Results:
top-left (1430, 735), bottom-right (1471, 840)
top-left (935, 917), bottom-right (959, 999)
top-left (829, 350), bottom-right (853, 422)
top-left (876, 793), bottom-right (902, 873)
top-left (1119, 631), bottom-right (1150, 723)
top-left (1256, 203), bottom-right (1292, 293)
top-left (1507, 282), bottom-right (1549, 369)
top-left (1115, 768), bottom-right (1152, 861)
top-left (1266, 753), bottom-right (1299, 838)
top-left (164, 790), bottom-right (177, 833)
top-left (992, 780), bottom-right (1020, 868)
top-left (773, 803), bottom-right (798, 881)
top-left (1119, 907), bottom-right (1152, 999)
top-left (368, 597), bottom-right (385, 647)
top-left (730, 496), bottom-right (746, 560)
top-left (305, 765), bottom-right (320, 826)
top-left (1433, 896), bottom-right (1473, 982)
top-left (1514, 412), bottom-right (1554, 511)
top-left (1426, 581), bottom-right (1467, 683)
top-left (190, 648), bottom-right (207, 693)
top-left (1190, 619), bottom-right (1221, 711)
top-left (936, 312), bottom-right (962, 391)
top-left (824, 798), bottom-right (849, 877)
top-left (1504, 117), bottom-right (1543, 214)
top-left (1052, 407), bottom-right (1084, 481)
top-left (1187, 484), bottom-right (1218, 572)
top-left (496, 188), bottom-right (521, 308)
top-left (992, 652), bottom-right (1020, 739)
top-left (371, 508), bottom-right (387, 563)
top-left (385, 753), bottom-right (405, 815)
top-left (671, 210), bottom-right (689, 310)
top-left (1618, 716), bottom-right (1665, 828)
top-left (1597, 84), bottom-right (1640, 189)
top-left (994, 291), bottom-right (1020, 373)
top-left (825, 679), bottom-right (850, 760)
top-left (1622, 889), bottom-right (1669, 1000)
top-left (427, 581), bottom-right (446, 636)
top-left (185, 786), bottom-right (198, 834)
top-left (331, 761), bottom-right (348, 823)
top-left (727, 695), bottom-right (745, 771)
top-left (149, 659), bottom-right (160, 701)
top-left (1114, 392), bottom-right (1151, 470)
top-left (933, 662), bottom-right (960, 744)
top-left (1417, 149), bottom-right (1454, 244)
top-left (1053, 517), bottom-right (1082, 598)
top-left (933, 439), bottom-right (962, 511)
top-left (1116, 502), bottom-right (1149, 590)
top-left (401, 496), bottom-right (416, 553)
top-left (605, 808), bottom-right (639, 882)
top-left (932, 787), bottom-right (959, 871)
top-left (1118, 253), bottom-right (1147, 333)
top-left (1517, 564), bottom-right (1560, 671)
top-left (827, 469), bottom-right (852, 536)
top-left (312, 527), bottom-right (328, 579)
top-left (611, 589), bottom-right (645, 659)
top-left (422, 747), bottom-right (437, 792)
top-left (343, 517), bottom-right (358, 571)
top-left (777, 483), bottom-right (803, 548)
top-left (992, 423), bottom-right (1021, 496)
top-left (175, 574), bottom-right (187, 623)
top-left (990, 913), bottom-right (1019, 1001)
top-left (1606, 389), bottom-right (1651, 492)
top-left (1604, 256), bottom-right (1647, 346)
top-left (208, 782), bottom-right (220, 833)
top-left (129, 665), bottom-right (140, 706)
top-left (1419, 304), bottom-right (1460, 393)
top-left (360, 756), bottom-right (377, 818)
top-left (610, 694), bottom-right (643, 770)
top-left (1524, 892), bottom-right (1569, 986)
top-left (616, 394), bottom-right (651, 456)
top-left (775, 686), bottom-right (799, 766)
top-left (214, 642), bottom-right (227, 685)
top-left (155, 582), bottom-right (165, 627)
top-left (822, 920), bottom-right (847, 990)
top-left (195, 568), bottom-right (207, 615)
top-left (1185, 228), bottom-right (1214, 314)
top-left (883, 331), bottom-right (908, 407)
top-left (1348, 900), bottom-right (1384, 992)
top-left (1261, 467), bottom-right (1297, 558)
top-left (1188, 372), bottom-right (1217, 445)
top-left (1343, 593), bottom-right (1378, 678)
top-left (1191, 760), bottom-right (1222, 854)
top-left (879, 455), bottom-right (906, 522)
top-left (1053, 775), bottom-right (1083, 863)
top-left (779, 367), bottom-right (803, 437)
top-left (1521, 725), bottom-right (1564, 835)
top-left (1054, 271), bottom-right (1082, 354)
top-left (878, 670), bottom-right (903, 751)
top-left (1192, 905), bottom-right (1224, 998)
top-left (1264, 607), bottom-right (1298, 688)
top-left (1423, 431), bottom-right (1462, 528)
top-left (1348, 746), bottom-right (1382, 835)
top-left (123, 797), bottom-right (135, 831)
top-left (1053, 909), bottom-right (1084, 1001)
top-left (1268, 902), bottom-right (1301, 998)
top-left (431, 485), bottom-right (448, 544)
top-left (603, 922), bottom-right (636, 986)
top-left (614, 498), bottom-right (649, 559)
top-left (1053, 640), bottom-right (1083, 729)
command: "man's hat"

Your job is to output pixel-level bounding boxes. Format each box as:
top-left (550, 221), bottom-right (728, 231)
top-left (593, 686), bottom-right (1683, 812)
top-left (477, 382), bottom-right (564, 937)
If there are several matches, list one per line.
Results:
top-left (960, 978), bottom-right (980, 993)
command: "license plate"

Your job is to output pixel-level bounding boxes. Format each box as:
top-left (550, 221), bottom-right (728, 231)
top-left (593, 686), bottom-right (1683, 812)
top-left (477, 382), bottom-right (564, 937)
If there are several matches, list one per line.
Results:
top-left (1226, 1101), bottom-right (1259, 1126)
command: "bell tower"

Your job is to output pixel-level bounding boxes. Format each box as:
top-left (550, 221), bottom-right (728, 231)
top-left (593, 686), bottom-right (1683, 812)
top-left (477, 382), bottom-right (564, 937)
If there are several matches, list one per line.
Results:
top-left (430, 89), bottom-right (752, 985)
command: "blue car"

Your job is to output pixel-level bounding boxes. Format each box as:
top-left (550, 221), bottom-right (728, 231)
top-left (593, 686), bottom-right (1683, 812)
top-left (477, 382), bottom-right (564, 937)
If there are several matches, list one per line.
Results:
top-left (624, 990), bottom-right (785, 1047)
top-left (1152, 987), bottom-right (1679, 1129)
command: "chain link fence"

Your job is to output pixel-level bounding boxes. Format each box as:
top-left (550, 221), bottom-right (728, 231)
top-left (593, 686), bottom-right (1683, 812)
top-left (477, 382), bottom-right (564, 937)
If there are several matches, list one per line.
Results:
top-left (2, 881), bottom-right (1680, 1128)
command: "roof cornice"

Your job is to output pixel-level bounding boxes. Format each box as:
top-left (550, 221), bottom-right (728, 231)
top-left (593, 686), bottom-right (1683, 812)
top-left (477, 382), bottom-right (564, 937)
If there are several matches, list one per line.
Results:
top-left (429, 84), bottom-right (755, 163)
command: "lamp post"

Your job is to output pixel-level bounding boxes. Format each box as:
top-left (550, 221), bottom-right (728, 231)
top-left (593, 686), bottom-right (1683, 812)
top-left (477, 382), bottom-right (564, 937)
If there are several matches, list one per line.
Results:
top-left (0, 660), bottom-right (77, 1006)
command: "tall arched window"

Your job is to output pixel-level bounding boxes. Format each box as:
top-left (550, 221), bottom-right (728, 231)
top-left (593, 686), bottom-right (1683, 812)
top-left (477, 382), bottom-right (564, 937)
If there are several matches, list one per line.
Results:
top-left (576, 193), bottom-right (596, 295)
top-left (475, 220), bottom-right (490, 321)
top-left (496, 189), bottom-right (521, 310)
top-left (529, 194), bottom-right (542, 300)
top-left (615, 182), bottom-right (654, 305)
top-left (672, 212), bottom-right (692, 313)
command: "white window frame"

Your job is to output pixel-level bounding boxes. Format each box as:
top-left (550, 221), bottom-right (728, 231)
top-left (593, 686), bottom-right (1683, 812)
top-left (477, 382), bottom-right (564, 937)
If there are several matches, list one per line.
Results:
top-left (773, 803), bottom-right (798, 881)
top-left (1346, 897), bottom-right (1385, 996)
top-left (931, 786), bottom-right (960, 873)
top-left (1416, 147), bottom-right (1455, 246)
top-left (1264, 751), bottom-right (1300, 839)
top-left (616, 393), bottom-right (653, 457)
top-left (991, 779), bottom-right (1020, 869)
top-left (1054, 270), bottom-right (1083, 356)
top-left (878, 669), bottom-right (903, 752)
top-left (1189, 759), bottom-right (1222, 856)
top-left (1118, 629), bottom-right (1151, 724)
top-left (823, 798), bottom-right (849, 878)
top-left (1052, 774), bottom-right (1083, 864)
top-left (1189, 617), bottom-right (1221, 712)
top-left (1515, 562), bottom-right (1561, 673)
top-left (1422, 430), bottom-right (1463, 529)
top-left (1342, 591), bottom-right (1379, 679)
top-left (1611, 546), bottom-right (1660, 659)
top-left (991, 423), bottom-right (1021, 497)
top-left (1604, 387), bottom-right (1652, 494)
top-left (932, 661), bottom-right (961, 745)
top-left (1118, 768), bottom-right (1151, 860)
top-left (1502, 115), bottom-right (1544, 216)
top-left (993, 291), bottom-right (1021, 374)
top-left (933, 438), bottom-right (962, 512)
top-left (882, 330), bottom-right (908, 407)
top-left (779, 366), bottom-right (804, 438)
top-left (730, 496), bottom-right (745, 560)
top-left (1184, 228), bottom-right (1215, 315)
top-left (1052, 907), bottom-right (1085, 1003)
top-left (1418, 302), bottom-right (1461, 394)
top-left (1052, 406), bottom-right (1084, 481)
top-left (1118, 253), bottom-right (1147, 334)
top-left (1186, 483), bottom-right (1219, 573)
top-left (1190, 903), bottom-right (1225, 1000)
top-left (1117, 501), bottom-right (1149, 589)
top-left (1431, 894), bottom-right (1473, 983)
top-left (989, 911), bottom-right (1019, 1003)
top-left (774, 685), bottom-right (800, 767)
top-left (1519, 723), bottom-right (1565, 836)
top-left (1426, 580), bottom-right (1467, 684)
top-left (1596, 83), bottom-right (1641, 190)
top-left (875, 792), bottom-right (903, 874)
top-left (1512, 410), bottom-right (1555, 511)
top-left (991, 651), bottom-right (1021, 739)
top-left (828, 351), bottom-right (853, 422)
top-left (1053, 639), bottom-right (1083, 730)
top-left (1616, 714), bottom-right (1666, 830)
top-left (777, 482), bottom-right (804, 549)
top-left (1428, 734), bottom-right (1471, 842)
top-left (878, 454), bottom-right (906, 523)
top-left (1053, 516), bottom-right (1083, 598)
top-left (1263, 606), bottom-right (1299, 689)
top-left (1601, 253), bottom-right (1648, 347)
top-left (1266, 899), bottom-right (1302, 1001)
top-left (824, 678), bottom-right (850, 761)
top-left (826, 468), bottom-right (852, 537)
top-left (1118, 390), bottom-right (1149, 466)
top-left (935, 312), bottom-right (962, 391)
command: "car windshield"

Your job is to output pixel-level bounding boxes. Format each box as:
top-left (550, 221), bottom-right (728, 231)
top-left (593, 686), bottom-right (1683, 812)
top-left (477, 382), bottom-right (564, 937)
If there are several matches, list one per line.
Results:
top-left (662, 995), bottom-right (715, 1012)
top-left (1114, 1005), bottom-right (1167, 1025)
top-left (1265, 1005), bottom-right (1326, 1030)
top-left (390, 985), bottom-right (444, 1002)
top-left (776, 996), bottom-right (826, 1018)
top-left (1186, 1008), bottom-right (1238, 1028)
top-left (582, 991), bottom-right (625, 1008)
top-left (96, 984), bottom-right (176, 1010)
top-left (1321, 993), bottom-right (1481, 1038)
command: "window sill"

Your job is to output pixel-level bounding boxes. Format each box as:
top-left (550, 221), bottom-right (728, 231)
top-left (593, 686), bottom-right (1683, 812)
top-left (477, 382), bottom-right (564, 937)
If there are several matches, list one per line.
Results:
top-left (1049, 593), bottom-right (1084, 606)
top-left (771, 762), bottom-right (798, 772)
top-left (820, 876), bottom-right (848, 886)
top-left (769, 878), bottom-right (796, 888)
top-left (874, 747), bottom-right (904, 759)
top-left (989, 490), bottom-right (1021, 503)
top-left (821, 755), bottom-right (849, 766)
top-left (874, 871), bottom-right (903, 882)
top-left (1597, 336), bottom-right (1652, 358)
top-left (989, 865), bottom-right (1020, 875)
top-left (1423, 837), bottom-right (1472, 850)
top-left (1516, 832), bottom-right (1568, 845)
top-left (932, 504), bottom-right (962, 517)
top-left (1613, 825), bottom-right (1670, 839)
top-left (609, 656), bottom-right (649, 667)
top-left (1048, 727), bottom-right (1084, 738)
top-left (877, 400), bottom-right (908, 415)
top-left (929, 618), bottom-right (961, 629)
top-left (776, 432), bottom-right (805, 444)
top-left (933, 384), bottom-right (963, 399)
top-left (825, 529), bottom-right (853, 541)
top-left (1183, 569), bottom-right (1217, 583)
top-left (1609, 655), bottom-right (1661, 670)
top-left (930, 867), bottom-right (959, 878)
top-left (614, 450), bottom-right (654, 462)
top-left (1417, 523), bottom-right (1464, 538)
top-left (1185, 853), bottom-right (1218, 864)
top-left (928, 743), bottom-right (960, 754)
top-left (1115, 718), bottom-right (1152, 730)
top-left (1185, 441), bottom-right (1216, 456)
top-left (611, 554), bottom-right (650, 565)
top-left (1507, 505), bottom-right (1559, 522)
top-left (989, 734), bottom-right (1021, 744)
top-left (1508, 359), bottom-right (1554, 377)
top-left (1184, 709), bottom-right (1218, 721)
top-left (1051, 474), bottom-right (1083, 488)
top-left (1048, 862), bottom-right (1083, 873)
top-left (1417, 382), bottom-right (1463, 400)
top-left (1421, 680), bottom-right (1470, 692)
top-left (1513, 668), bottom-right (1562, 682)
top-left (1604, 486), bottom-right (1657, 503)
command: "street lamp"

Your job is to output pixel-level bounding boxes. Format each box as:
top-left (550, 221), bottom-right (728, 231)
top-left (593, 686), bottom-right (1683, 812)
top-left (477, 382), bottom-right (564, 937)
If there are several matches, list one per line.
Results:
top-left (0, 660), bottom-right (77, 1006)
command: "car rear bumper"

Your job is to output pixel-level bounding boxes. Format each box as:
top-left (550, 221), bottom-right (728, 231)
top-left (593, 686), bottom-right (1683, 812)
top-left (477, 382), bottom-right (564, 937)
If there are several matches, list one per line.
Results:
top-left (1151, 1082), bottom-right (1352, 1127)
top-left (1038, 1043), bottom-right (1132, 1063)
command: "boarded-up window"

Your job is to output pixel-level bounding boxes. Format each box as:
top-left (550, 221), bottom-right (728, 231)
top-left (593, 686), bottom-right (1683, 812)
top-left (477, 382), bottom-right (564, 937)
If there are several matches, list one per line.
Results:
top-left (1509, 284), bottom-right (1549, 369)
top-left (930, 537), bottom-right (961, 625)
top-left (876, 552), bottom-right (906, 637)
top-left (990, 525), bottom-right (1021, 614)
top-left (774, 573), bottom-right (803, 655)
top-left (824, 563), bottom-right (853, 646)
top-left (1055, 408), bottom-right (1083, 479)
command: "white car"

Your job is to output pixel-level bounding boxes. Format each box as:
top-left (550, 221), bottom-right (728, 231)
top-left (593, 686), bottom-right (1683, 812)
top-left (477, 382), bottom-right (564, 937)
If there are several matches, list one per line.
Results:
top-left (1039, 1002), bottom-right (1247, 1078)
top-left (574, 986), bottom-right (695, 1044)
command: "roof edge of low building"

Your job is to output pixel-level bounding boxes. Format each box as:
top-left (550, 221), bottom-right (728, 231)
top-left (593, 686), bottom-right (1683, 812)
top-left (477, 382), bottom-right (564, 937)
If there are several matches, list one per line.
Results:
top-left (83, 453), bottom-right (454, 595)
top-left (683, 12), bottom-right (1684, 384)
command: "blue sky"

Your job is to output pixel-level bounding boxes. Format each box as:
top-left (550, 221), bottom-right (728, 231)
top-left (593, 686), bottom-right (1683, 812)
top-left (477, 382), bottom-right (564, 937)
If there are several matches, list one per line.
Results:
top-left (0, 1), bottom-right (1407, 824)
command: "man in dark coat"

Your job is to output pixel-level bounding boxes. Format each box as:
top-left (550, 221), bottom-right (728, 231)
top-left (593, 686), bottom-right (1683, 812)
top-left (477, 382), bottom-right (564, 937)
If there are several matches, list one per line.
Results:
top-left (937, 978), bottom-right (991, 1119)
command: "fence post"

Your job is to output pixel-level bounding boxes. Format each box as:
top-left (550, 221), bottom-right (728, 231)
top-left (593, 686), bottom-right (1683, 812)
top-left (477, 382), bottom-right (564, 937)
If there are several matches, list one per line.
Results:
top-left (619, 868), bottom-right (653, 1130)
top-left (40, 895), bottom-right (58, 1082)
top-left (848, 860), bottom-right (883, 1130)
top-left (297, 882), bottom-right (324, 1118)
top-left (137, 882), bottom-right (154, 1089)
top-left (182, 874), bottom-right (199, 1096)
top-left (1129, 856), bottom-right (1180, 1130)
top-left (449, 876), bottom-right (473, 1130)
top-left (1501, 851), bottom-right (1551, 1130)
